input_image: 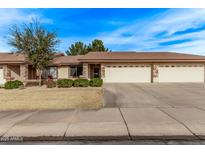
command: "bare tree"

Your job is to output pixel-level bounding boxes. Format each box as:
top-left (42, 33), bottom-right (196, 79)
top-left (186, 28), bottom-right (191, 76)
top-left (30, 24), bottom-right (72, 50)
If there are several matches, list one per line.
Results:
top-left (8, 20), bottom-right (60, 86)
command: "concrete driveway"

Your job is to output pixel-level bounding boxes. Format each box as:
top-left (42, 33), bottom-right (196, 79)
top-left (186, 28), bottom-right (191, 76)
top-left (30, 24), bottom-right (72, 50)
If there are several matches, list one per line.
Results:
top-left (103, 83), bottom-right (205, 108)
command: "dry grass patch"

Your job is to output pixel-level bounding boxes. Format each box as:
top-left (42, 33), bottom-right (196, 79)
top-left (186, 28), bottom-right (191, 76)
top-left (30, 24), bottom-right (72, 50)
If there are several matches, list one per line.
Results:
top-left (0, 87), bottom-right (103, 110)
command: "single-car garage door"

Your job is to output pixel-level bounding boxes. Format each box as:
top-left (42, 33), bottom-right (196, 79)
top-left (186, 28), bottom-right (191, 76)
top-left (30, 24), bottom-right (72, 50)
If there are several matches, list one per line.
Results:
top-left (0, 67), bottom-right (5, 84)
top-left (158, 65), bottom-right (204, 82)
top-left (104, 65), bottom-right (151, 83)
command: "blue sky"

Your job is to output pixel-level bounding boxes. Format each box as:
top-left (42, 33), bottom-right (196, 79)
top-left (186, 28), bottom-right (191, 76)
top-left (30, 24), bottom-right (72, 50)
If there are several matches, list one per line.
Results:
top-left (0, 8), bottom-right (205, 55)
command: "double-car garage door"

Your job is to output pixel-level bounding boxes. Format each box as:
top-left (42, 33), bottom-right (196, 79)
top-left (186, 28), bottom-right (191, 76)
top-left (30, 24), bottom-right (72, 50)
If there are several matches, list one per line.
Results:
top-left (158, 65), bottom-right (204, 82)
top-left (104, 64), bottom-right (204, 83)
top-left (0, 67), bottom-right (5, 84)
top-left (104, 65), bottom-right (151, 83)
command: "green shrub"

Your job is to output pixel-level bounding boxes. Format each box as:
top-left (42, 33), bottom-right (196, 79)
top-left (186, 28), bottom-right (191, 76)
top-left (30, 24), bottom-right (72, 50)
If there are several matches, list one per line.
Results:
top-left (90, 78), bottom-right (103, 87)
top-left (73, 79), bottom-right (89, 87)
top-left (57, 79), bottom-right (73, 88)
top-left (4, 80), bottom-right (23, 89)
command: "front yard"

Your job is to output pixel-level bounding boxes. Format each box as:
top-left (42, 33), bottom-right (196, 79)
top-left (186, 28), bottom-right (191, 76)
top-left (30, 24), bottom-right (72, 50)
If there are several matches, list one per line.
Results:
top-left (0, 87), bottom-right (103, 110)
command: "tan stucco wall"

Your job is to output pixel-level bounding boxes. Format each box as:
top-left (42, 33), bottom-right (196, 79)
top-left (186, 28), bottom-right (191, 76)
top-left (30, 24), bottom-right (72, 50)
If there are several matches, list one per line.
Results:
top-left (20, 64), bottom-right (28, 81)
top-left (83, 63), bottom-right (89, 79)
top-left (58, 66), bottom-right (69, 79)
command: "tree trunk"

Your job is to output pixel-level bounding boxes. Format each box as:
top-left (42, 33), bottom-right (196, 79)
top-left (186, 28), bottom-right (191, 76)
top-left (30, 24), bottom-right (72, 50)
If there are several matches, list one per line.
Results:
top-left (38, 69), bottom-right (42, 86)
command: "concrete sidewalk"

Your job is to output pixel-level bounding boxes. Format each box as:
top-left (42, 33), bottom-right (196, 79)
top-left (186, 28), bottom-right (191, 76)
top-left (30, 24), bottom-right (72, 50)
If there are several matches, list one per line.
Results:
top-left (0, 107), bottom-right (205, 141)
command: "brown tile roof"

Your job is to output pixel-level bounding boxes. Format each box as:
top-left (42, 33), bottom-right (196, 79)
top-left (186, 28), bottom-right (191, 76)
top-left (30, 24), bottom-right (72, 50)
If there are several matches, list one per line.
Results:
top-left (52, 55), bottom-right (83, 65)
top-left (0, 53), bottom-right (26, 64)
top-left (0, 52), bottom-right (80, 65)
top-left (1, 51), bottom-right (205, 65)
top-left (79, 52), bottom-right (205, 63)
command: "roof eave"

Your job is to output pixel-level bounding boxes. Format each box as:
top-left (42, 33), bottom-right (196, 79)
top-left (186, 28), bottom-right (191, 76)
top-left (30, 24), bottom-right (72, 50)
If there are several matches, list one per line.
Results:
top-left (79, 59), bottom-right (205, 63)
top-left (50, 62), bottom-right (81, 66)
top-left (0, 61), bottom-right (26, 64)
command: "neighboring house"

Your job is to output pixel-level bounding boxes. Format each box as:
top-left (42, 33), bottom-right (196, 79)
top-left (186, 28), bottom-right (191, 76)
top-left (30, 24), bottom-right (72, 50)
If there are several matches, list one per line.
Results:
top-left (1, 51), bottom-right (205, 84)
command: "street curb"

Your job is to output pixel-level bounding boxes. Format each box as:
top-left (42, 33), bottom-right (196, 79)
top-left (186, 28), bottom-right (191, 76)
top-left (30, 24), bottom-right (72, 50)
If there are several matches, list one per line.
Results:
top-left (130, 135), bottom-right (198, 140)
top-left (0, 135), bottom-right (199, 142)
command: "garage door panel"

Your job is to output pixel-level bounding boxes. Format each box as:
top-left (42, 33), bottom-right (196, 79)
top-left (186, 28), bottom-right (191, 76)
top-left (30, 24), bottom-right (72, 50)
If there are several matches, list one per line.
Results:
top-left (0, 68), bottom-right (6, 84)
top-left (158, 67), bottom-right (204, 82)
top-left (104, 67), bottom-right (151, 83)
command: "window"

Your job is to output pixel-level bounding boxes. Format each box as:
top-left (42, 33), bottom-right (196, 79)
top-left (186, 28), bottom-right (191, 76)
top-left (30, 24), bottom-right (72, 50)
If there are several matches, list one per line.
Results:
top-left (49, 67), bottom-right (57, 78)
top-left (42, 67), bottom-right (57, 79)
top-left (70, 66), bottom-right (83, 77)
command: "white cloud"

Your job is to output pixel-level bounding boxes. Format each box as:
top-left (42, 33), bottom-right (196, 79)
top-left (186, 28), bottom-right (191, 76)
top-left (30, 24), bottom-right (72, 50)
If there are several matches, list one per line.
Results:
top-left (0, 9), bottom-right (53, 52)
top-left (98, 9), bottom-right (205, 55)
top-left (0, 9), bottom-right (52, 27)
top-left (147, 9), bottom-right (205, 36)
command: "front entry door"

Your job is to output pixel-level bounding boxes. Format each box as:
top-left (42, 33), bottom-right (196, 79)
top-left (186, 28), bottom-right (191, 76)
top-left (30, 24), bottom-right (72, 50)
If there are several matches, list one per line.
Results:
top-left (91, 64), bottom-right (101, 78)
top-left (94, 67), bottom-right (100, 78)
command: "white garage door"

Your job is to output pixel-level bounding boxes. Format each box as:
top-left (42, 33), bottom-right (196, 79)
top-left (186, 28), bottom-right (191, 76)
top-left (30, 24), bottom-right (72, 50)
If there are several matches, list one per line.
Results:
top-left (104, 65), bottom-right (151, 83)
top-left (0, 68), bottom-right (6, 84)
top-left (158, 66), bottom-right (204, 82)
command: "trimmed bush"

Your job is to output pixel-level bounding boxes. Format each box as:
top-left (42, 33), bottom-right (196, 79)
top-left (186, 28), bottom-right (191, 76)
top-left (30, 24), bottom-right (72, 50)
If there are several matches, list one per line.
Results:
top-left (73, 79), bottom-right (89, 87)
top-left (4, 80), bottom-right (23, 89)
top-left (57, 79), bottom-right (73, 88)
top-left (90, 78), bottom-right (103, 87)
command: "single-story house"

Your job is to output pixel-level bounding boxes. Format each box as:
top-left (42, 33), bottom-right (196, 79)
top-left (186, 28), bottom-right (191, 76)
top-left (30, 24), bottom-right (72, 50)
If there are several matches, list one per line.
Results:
top-left (1, 51), bottom-right (205, 84)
